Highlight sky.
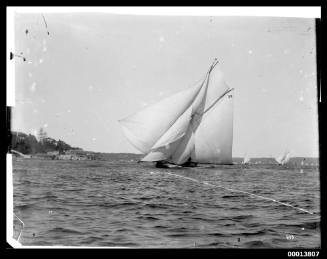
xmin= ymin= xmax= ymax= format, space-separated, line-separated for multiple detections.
xmin=10 ymin=12 xmax=319 ymax=157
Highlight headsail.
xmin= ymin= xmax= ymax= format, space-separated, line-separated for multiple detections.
xmin=118 ymin=78 xmax=205 ymax=153
xmin=119 ymin=59 xmax=234 ymax=165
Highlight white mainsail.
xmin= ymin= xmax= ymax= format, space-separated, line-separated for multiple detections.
xmin=119 ymin=59 xmax=234 ymax=165
xmin=193 ymin=88 xmax=233 ymax=164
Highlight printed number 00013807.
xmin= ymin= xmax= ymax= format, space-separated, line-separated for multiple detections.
xmin=288 ymin=251 xmax=320 ymax=257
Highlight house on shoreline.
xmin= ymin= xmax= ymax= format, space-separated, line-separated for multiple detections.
xmin=11 ymin=149 xmax=96 ymax=161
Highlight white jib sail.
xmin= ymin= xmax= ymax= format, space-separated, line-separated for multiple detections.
xmin=142 ymin=70 xmax=211 ymax=163
xmin=119 ymin=78 xmax=205 ymax=154
xmin=141 ymin=105 xmax=193 ymax=162
xmin=169 ymin=70 xmax=211 ymax=164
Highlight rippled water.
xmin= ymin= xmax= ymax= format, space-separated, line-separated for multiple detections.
xmin=12 ymin=156 xmax=320 ymax=248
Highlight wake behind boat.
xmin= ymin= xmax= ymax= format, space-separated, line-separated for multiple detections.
xmin=119 ymin=59 xmax=234 ymax=168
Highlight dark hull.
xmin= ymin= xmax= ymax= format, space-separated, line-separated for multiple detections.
xmin=154 ymin=161 xmax=234 ymax=169
xmin=155 ymin=161 xmax=170 ymax=168
xmin=181 ymin=161 xmax=198 ymax=167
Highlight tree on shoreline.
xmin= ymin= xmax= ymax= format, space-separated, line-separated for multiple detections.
xmin=11 ymin=130 xmax=81 ymax=154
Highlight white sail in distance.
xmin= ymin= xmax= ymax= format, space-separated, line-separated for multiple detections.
xmin=275 ymin=151 xmax=291 ymax=165
xmin=283 ymin=152 xmax=291 ymax=164
xmin=119 ymin=59 xmax=234 ymax=165
xmin=242 ymin=154 xmax=251 ymax=164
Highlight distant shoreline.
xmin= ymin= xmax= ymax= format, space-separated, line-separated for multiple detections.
xmin=11 ymin=151 xmax=319 ymax=167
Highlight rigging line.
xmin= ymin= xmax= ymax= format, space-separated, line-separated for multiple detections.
xmin=14 ymin=214 xmax=24 ymax=226
xmin=202 ymin=88 xmax=234 ymax=115
xmin=41 ymin=14 xmax=48 ymax=29
xmin=41 ymin=14 xmax=50 ymax=35
xmin=209 ymin=58 xmax=219 ymax=73
xmin=165 ymin=172 xmax=318 ymax=216
xmin=189 ymin=60 xmax=216 ymax=91
xmin=184 ymin=58 xmax=217 ymax=91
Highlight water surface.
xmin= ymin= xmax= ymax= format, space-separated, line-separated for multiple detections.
xmin=13 ymin=156 xmax=320 ymax=248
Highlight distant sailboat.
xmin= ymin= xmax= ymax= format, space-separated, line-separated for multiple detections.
xmin=119 ymin=59 xmax=234 ymax=167
xmin=242 ymin=153 xmax=251 ymax=165
xmin=283 ymin=152 xmax=291 ymax=164
xmin=275 ymin=151 xmax=291 ymax=165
